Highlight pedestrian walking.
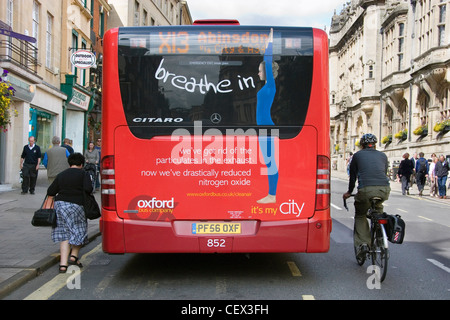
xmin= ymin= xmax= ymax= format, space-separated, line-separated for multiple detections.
xmin=410 ymin=153 xmax=417 ymax=187
xmin=47 ymin=153 xmax=93 ymax=273
xmin=429 ymin=155 xmax=438 ymax=197
xmin=435 ymin=155 xmax=450 ymax=199
xmin=42 ymin=136 xmax=70 ymax=183
xmin=95 ymin=138 xmax=101 ymax=189
xmin=397 ymin=152 xmax=414 ymax=195
xmin=84 ymin=141 xmax=99 ymax=166
xmin=61 ymin=138 xmax=74 ymax=154
xmin=415 ymin=152 xmax=429 ymax=196
xmin=84 ymin=141 xmax=99 ymax=190
xmin=19 ymin=136 xmax=41 ymax=195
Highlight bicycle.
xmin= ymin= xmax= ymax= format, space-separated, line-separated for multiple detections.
xmin=344 ymin=195 xmax=390 ymax=282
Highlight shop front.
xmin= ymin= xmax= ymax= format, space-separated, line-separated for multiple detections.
xmin=61 ymin=74 xmax=93 ymax=154
xmin=0 ymin=66 xmax=66 ymax=187
xmin=0 ymin=68 xmax=37 ymax=186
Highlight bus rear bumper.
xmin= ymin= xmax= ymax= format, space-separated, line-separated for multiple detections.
xmin=101 ymin=215 xmax=331 ymax=253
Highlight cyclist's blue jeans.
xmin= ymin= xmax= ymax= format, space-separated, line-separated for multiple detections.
xmin=353 ymin=185 xmax=390 ymax=249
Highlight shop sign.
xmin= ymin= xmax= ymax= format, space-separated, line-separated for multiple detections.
xmin=70 ymin=50 xmax=96 ymax=69
xmin=69 ymin=88 xmax=90 ymax=110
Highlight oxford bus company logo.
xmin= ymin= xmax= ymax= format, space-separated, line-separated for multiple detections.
xmin=137 ymin=197 xmax=175 ymax=209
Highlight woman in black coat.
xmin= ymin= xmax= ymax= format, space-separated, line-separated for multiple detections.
xmin=47 ymin=153 xmax=93 ymax=273
xmin=397 ymin=152 xmax=414 ymax=195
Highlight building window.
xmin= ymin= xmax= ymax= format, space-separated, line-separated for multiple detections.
xmin=398 ymin=54 xmax=404 ymax=71
xmin=439 ymin=2 xmax=446 ymax=23
xmin=438 ymin=25 xmax=446 ymax=46
xmin=418 ymin=0 xmax=434 ymax=54
xmin=71 ymin=32 xmax=78 ymax=76
xmin=397 ymin=23 xmax=405 ymax=71
xmin=143 ymin=9 xmax=148 ymax=26
xmin=46 ymin=13 xmax=53 ymax=69
xmin=163 ymin=0 xmax=167 ymax=17
xmin=7 ymin=0 xmax=13 ymax=27
xmin=32 ymin=1 xmax=39 ymax=60
xmin=438 ymin=3 xmax=446 ymax=46
xmin=368 ymin=65 xmax=374 ymax=79
xmin=29 ymin=108 xmax=54 ymax=155
xmin=134 ymin=1 xmax=140 ymax=26
xmin=99 ymin=10 xmax=105 ymax=37
xmin=419 ymin=91 xmax=430 ymax=127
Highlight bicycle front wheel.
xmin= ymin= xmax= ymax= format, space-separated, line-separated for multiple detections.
xmin=371 ymin=225 xmax=389 ymax=282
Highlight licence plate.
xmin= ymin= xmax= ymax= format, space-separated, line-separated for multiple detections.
xmin=192 ymin=223 xmax=241 ymax=234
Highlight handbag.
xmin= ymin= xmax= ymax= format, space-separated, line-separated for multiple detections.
xmin=83 ymin=191 xmax=101 ymax=220
xmin=31 ymin=195 xmax=56 ymax=227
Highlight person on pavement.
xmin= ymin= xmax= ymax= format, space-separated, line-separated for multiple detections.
xmin=42 ymin=136 xmax=70 ymax=183
xmin=20 ymin=136 xmax=41 ymax=195
xmin=47 ymin=153 xmax=93 ymax=273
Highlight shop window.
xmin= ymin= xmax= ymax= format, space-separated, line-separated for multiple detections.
xmin=29 ymin=108 xmax=54 ymax=154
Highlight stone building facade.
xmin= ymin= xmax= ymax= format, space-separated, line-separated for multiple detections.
xmin=330 ymin=0 xmax=449 ymax=176
xmin=0 ymin=0 xmax=193 ymax=189
xmin=107 ymin=0 xmax=192 ymax=27
xmin=0 ymin=0 xmax=112 ymax=188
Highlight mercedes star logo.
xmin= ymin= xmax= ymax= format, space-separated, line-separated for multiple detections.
xmin=210 ymin=113 xmax=222 ymax=124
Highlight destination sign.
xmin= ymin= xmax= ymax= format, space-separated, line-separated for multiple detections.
xmin=119 ymin=28 xmax=313 ymax=56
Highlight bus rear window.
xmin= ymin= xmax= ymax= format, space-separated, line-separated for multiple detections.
xmin=118 ymin=27 xmax=314 ymax=138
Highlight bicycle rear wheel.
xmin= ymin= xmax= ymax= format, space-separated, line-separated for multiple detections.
xmin=371 ymin=225 xmax=389 ymax=282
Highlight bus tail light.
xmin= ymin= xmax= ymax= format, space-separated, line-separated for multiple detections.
xmin=101 ymin=155 xmax=116 ymax=211
xmin=315 ymin=155 xmax=330 ymax=210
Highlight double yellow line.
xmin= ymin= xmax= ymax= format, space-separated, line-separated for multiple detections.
xmin=24 ymin=243 xmax=102 ymax=300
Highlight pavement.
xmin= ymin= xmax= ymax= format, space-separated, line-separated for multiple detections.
xmin=0 ymin=168 xmax=447 ymax=299
xmin=0 ymin=169 xmax=101 ymax=299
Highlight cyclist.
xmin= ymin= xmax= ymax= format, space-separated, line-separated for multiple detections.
xmin=343 ymin=133 xmax=390 ymax=259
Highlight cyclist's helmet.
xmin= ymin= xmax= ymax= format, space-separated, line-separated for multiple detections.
xmin=360 ymin=133 xmax=377 ymax=148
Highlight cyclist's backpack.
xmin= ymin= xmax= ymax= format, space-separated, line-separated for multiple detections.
xmin=386 ymin=214 xmax=405 ymax=244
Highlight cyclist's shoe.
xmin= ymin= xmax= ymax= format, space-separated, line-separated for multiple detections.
xmin=356 ymin=244 xmax=369 ymax=259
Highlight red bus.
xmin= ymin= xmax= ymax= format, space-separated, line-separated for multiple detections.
xmin=100 ymin=22 xmax=330 ymax=254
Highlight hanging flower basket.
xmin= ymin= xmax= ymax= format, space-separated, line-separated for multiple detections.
xmin=0 ymin=69 xmax=17 ymax=132
xmin=413 ymin=125 xmax=428 ymax=136
xmin=394 ymin=129 xmax=407 ymax=141
xmin=433 ymin=120 xmax=450 ymax=133
xmin=381 ymin=134 xmax=392 ymax=145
